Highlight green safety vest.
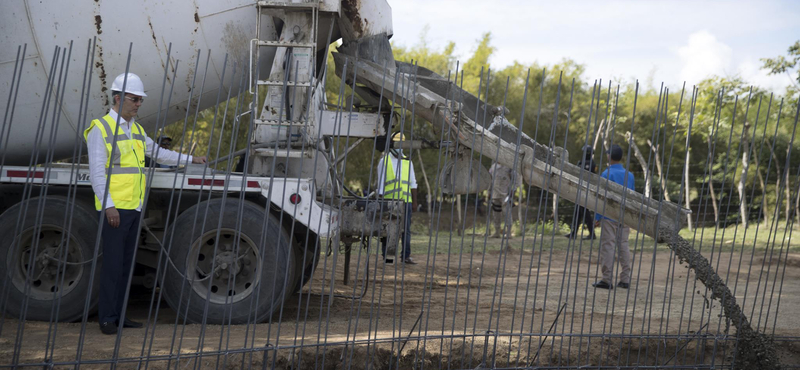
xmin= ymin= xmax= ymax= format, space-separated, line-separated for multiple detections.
xmin=83 ymin=114 xmax=147 ymax=211
xmin=383 ymin=155 xmax=412 ymax=203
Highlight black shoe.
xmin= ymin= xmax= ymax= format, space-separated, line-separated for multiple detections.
xmin=582 ymin=234 xmax=596 ymax=240
xmin=403 ymin=258 xmax=417 ymax=265
xmin=121 ymin=318 xmax=143 ymax=328
xmin=564 ymin=233 xmax=576 ymax=240
xmin=99 ymin=321 xmax=117 ymax=335
xmin=384 ymin=258 xmax=395 ymax=264
xmin=592 ymin=281 xmax=612 ymax=290
xmin=616 ymin=282 xmax=630 ymax=289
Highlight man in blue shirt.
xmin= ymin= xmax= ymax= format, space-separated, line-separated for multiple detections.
xmin=593 ymin=144 xmax=635 ymax=290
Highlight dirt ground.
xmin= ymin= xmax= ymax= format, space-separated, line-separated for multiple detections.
xmin=2 ymin=233 xmax=799 ymax=369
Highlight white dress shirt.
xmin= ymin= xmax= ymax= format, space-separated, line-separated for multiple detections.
xmin=376 ymin=151 xmax=417 ymax=195
xmin=87 ymin=109 xmax=193 ymax=211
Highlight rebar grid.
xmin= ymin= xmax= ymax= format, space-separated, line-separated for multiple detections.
xmin=0 ymin=39 xmax=797 ymax=370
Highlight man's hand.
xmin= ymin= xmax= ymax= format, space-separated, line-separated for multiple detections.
xmin=106 ymin=207 xmax=120 ymax=228
xmin=192 ymin=156 xmax=207 ymax=164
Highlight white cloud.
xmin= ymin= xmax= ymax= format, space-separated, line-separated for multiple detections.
xmin=737 ymin=58 xmax=793 ymax=94
xmin=677 ymin=30 xmax=733 ymax=84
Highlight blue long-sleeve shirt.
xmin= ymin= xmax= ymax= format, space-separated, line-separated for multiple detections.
xmin=595 ymin=163 xmax=635 ymax=222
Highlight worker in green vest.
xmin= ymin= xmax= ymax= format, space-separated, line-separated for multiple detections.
xmin=84 ymin=73 xmax=207 ymax=335
xmin=377 ymin=132 xmax=418 ymax=264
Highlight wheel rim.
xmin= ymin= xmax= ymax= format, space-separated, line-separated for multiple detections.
xmin=187 ymin=228 xmax=261 ymax=304
xmin=9 ymin=226 xmax=85 ymax=300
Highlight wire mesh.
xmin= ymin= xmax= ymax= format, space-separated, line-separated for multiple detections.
xmin=0 ymin=30 xmax=798 ymax=370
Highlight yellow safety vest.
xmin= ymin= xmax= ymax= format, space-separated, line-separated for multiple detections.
xmin=83 ymin=114 xmax=147 ymax=211
xmin=383 ymin=155 xmax=412 ymax=203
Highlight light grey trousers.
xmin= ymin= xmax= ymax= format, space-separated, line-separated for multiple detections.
xmin=599 ymin=219 xmax=632 ymax=284
xmin=491 ymin=198 xmax=511 ymax=237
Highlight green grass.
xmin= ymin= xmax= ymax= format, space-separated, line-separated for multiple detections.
xmin=327 ymin=215 xmax=800 ymax=257
xmin=401 ymin=219 xmax=800 ymax=256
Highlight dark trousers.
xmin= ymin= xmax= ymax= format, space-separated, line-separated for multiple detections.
xmin=569 ymin=205 xmax=595 ymax=236
xmin=382 ymin=202 xmax=412 ymax=260
xmin=97 ymin=209 xmax=140 ymax=324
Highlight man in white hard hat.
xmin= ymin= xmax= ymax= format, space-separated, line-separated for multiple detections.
xmin=84 ymin=73 xmax=207 ymax=335
xmin=376 ymin=132 xmax=418 ymax=264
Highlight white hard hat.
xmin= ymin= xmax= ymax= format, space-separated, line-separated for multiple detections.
xmin=111 ymin=73 xmax=147 ymax=97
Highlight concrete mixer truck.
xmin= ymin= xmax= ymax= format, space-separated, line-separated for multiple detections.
xmin=0 ymin=0 xmax=688 ymax=325
xmin=0 ymin=0 xmax=402 ymax=325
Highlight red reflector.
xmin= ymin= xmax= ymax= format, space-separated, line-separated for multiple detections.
xmin=188 ymin=179 xmax=225 ymax=187
xmin=289 ymin=193 xmax=301 ymax=205
xmin=247 ymin=181 xmax=260 ymax=188
xmin=8 ymin=170 xmax=45 ymax=178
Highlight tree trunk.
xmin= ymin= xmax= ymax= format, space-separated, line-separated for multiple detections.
xmin=752 ymin=150 xmax=770 ymax=224
xmin=685 ymin=146 xmax=693 ymax=231
xmin=625 ymin=132 xmax=651 ymax=198
xmin=552 ymin=194 xmax=559 ymax=225
xmin=793 ymin=169 xmax=798 ymax=226
xmin=593 ymin=119 xmax=606 ymax=152
xmin=707 ymin=136 xmax=720 ymax=224
xmin=737 ymin=122 xmax=750 ymax=229
xmin=647 ymin=139 xmax=671 ymax=203
xmin=517 ymin=185 xmax=524 ymax=233
xmin=456 ymin=194 xmax=463 ymax=236
xmin=709 ymin=177 xmax=720 ymax=225
xmin=789 ymin=146 xmax=796 ymax=226
xmin=766 ymin=141 xmax=783 ymax=222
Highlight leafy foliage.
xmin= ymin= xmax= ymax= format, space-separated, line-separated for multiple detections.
xmin=159 ymin=35 xmax=800 ymax=224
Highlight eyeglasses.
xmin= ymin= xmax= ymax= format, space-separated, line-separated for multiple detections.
xmin=123 ymin=96 xmax=145 ymax=104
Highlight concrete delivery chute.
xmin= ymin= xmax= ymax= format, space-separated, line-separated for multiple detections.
xmin=332 ymin=50 xmax=688 ymax=240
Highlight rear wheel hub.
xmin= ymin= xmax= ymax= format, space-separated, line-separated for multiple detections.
xmin=13 ymin=227 xmax=84 ymax=300
xmin=189 ymin=229 xmax=260 ymax=304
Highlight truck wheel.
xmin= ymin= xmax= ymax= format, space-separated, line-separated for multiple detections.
xmin=293 ymin=233 xmax=320 ymax=293
xmin=0 ymin=196 xmax=100 ymax=322
xmin=162 ymin=198 xmax=295 ymax=324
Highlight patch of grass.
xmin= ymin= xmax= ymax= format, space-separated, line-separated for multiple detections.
xmin=330 ymin=216 xmax=799 ymax=258
xmin=405 ymin=221 xmax=799 ymax=257
xmin=677 ymin=221 xmax=800 ymax=253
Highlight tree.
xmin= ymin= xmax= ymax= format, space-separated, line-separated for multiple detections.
xmin=392 ymin=26 xmax=456 ymax=76
xmin=761 ymin=40 xmax=800 ymax=98
xmin=461 ymin=33 xmax=495 ymax=94
xmin=762 ymin=41 xmax=800 ymax=225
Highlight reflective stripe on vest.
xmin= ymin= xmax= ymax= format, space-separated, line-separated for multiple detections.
xmin=83 ymin=114 xmax=147 ymax=211
xmin=383 ymin=155 xmax=412 ymax=203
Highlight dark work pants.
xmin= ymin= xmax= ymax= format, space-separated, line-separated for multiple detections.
xmin=382 ymin=202 xmax=412 ymax=260
xmin=569 ymin=205 xmax=595 ymax=236
xmin=97 ymin=209 xmax=140 ymax=324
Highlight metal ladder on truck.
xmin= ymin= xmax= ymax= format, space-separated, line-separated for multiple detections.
xmin=251 ymin=0 xmax=321 ymax=165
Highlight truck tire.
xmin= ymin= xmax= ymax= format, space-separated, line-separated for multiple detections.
xmin=162 ymin=198 xmax=295 ymax=324
xmin=293 ymin=233 xmax=320 ymax=293
xmin=0 ymin=195 xmax=100 ymax=322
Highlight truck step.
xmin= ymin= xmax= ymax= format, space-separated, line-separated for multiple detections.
xmin=257 ymin=40 xmax=316 ymax=49
xmin=257 ymin=80 xmax=312 ymax=88
xmin=257 ymin=1 xmax=319 ymax=11
xmin=254 ymin=148 xmax=313 ymax=158
xmin=254 ymin=119 xmax=309 ymax=127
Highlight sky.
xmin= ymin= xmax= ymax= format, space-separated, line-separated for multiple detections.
xmin=389 ymin=0 xmax=800 ymax=92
